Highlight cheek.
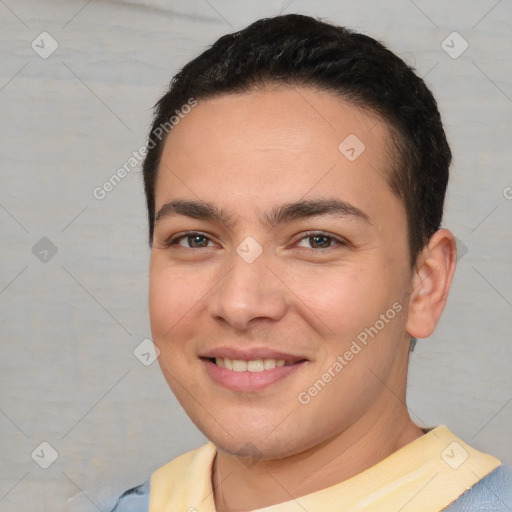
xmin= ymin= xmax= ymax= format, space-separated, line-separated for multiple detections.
xmin=284 ymin=260 xmax=394 ymax=338
xmin=148 ymin=258 xmax=209 ymax=345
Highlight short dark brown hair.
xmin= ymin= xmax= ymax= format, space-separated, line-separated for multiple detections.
xmin=142 ymin=14 xmax=451 ymax=265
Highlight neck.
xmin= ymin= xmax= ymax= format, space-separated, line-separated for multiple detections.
xmin=212 ymin=400 xmax=424 ymax=512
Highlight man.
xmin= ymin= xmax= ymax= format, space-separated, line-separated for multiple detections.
xmin=112 ymin=14 xmax=511 ymax=512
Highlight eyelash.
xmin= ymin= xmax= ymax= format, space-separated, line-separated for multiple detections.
xmin=164 ymin=231 xmax=349 ymax=251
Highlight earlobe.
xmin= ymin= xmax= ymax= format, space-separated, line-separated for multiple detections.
xmin=406 ymin=229 xmax=457 ymax=339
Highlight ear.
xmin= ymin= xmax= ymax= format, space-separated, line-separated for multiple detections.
xmin=406 ymin=229 xmax=457 ymax=339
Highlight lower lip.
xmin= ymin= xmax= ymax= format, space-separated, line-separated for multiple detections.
xmin=202 ymin=359 xmax=306 ymax=392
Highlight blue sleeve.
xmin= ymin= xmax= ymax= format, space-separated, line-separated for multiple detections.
xmin=109 ymin=478 xmax=150 ymax=512
xmin=443 ymin=465 xmax=512 ymax=511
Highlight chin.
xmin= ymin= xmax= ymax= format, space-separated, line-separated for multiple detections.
xmin=193 ymin=415 xmax=321 ymax=461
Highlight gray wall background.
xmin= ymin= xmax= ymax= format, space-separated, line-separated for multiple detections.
xmin=0 ymin=0 xmax=510 ymax=510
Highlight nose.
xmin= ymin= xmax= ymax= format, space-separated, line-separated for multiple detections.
xmin=206 ymin=245 xmax=288 ymax=332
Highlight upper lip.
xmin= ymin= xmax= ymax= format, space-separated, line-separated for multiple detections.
xmin=200 ymin=347 xmax=307 ymax=363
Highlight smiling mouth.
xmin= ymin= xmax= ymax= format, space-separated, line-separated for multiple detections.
xmin=204 ymin=357 xmax=305 ymax=372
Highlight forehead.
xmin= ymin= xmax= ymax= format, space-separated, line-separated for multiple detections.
xmin=154 ymin=85 xmax=400 ymax=222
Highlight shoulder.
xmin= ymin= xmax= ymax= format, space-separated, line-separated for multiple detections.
xmin=109 ymin=442 xmax=216 ymax=512
xmin=443 ymin=464 xmax=512 ymax=511
xmin=151 ymin=441 xmax=215 ymax=482
xmin=109 ymin=479 xmax=150 ymax=512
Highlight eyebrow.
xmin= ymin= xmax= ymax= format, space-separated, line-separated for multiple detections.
xmin=155 ymin=198 xmax=371 ymax=228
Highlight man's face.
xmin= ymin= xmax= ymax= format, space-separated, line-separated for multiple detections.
xmin=149 ymin=85 xmax=415 ymax=459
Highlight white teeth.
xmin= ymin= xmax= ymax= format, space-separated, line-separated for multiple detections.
xmin=232 ymin=360 xmax=247 ymax=372
xmin=213 ymin=357 xmax=291 ymax=371
xmin=263 ymin=358 xmax=276 ymax=370
xmin=247 ymin=359 xmax=264 ymax=372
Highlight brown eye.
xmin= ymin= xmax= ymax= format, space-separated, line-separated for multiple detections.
xmin=186 ymin=235 xmax=209 ymax=248
xmin=296 ymin=232 xmax=347 ymax=250
xmin=309 ymin=235 xmax=332 ymax=249
xmin=167 ymin=232 xmax=214 ymax=249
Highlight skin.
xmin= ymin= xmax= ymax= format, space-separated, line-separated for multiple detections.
xmin=149 ymin=84 xmax=457 ymax=511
